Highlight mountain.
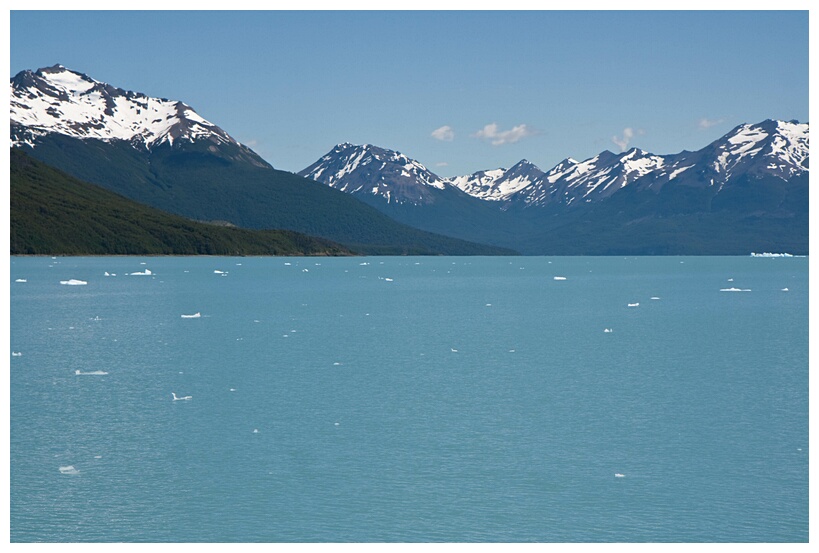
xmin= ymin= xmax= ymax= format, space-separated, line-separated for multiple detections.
xmin=10 ymin=149 xmax=352 ymax=256
xmin=300 ymin=120 xmax=808 ymax=254
xmin=299 ymin=143 xmax=530 ymax=249
xmin=10 ymin=65 xmax=514 ymax=256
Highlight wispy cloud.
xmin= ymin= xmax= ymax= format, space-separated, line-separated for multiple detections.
xmin=698 ymin=117 xmax=725 ymax=130
xmin=611 ymin=128 xmax=634 ymax=151
xmin=611 ymin=127 xmax=644 ymax=152
xmin=473 ymin=123 xmax=537 ymax=146
xmin=435 ymin=161 xmax=449 ymax=167
xmin=431 ymin=125 xmax=455 ymax=141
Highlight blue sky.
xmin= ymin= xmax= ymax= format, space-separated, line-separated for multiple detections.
xmin=9 ymin=10 xmax=809 ymax=176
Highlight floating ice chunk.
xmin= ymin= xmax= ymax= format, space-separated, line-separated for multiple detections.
xmin=334 ymin=422 xmax=340 ymax=426
xmin=15 ymin=278 xmax=26 ymax=283
xmin=214 ymin=270 xmax=226 ymax=274
xmin=727 ymin=278 xmax=734 ymax=282
xmin=627 ymin=303 xmax=639 ymax=307
xmin=181 ymin=312 xmax=201 ymax=318
xmin=384 ymin=277 xmax=393 ymax=282
xmin=252 ymin=429 xmax=259 ymax=433
xmin=360 ymin=262 xmax=369 ymax=266
xmin=604 ymin=328 xmax=613 ymax=333
xmin=302 ymin=269 xmax=309 ymax=272
xmin=104 ymin=272 xmax=110 ymax=276
xmin=284 ymin=263 xmax=291 ymax=266
xmin=75 ymin=370 xmax=108 ymax=376
xmin=451 ymin=348 xmax=459 ymax=353
xmin=229 ymin=388 xmax=236 ymax=392
xmin=485 ymin=303 xmax=492 ymax=306
xmin=782 ymin=288 xmax=789 ymax=292
xmin=129 ymin=269 xmax=152 ymax=276
xmin=650 ymin=297 xmax=661 ymax=300
xmin=615 ymin=473 xmax=625 ymax=478
xmin=94 ymin=455 xmax=102 ymax=459
xmin=508 ymin=349 xmax=516 ymax=353
xmin=171 ymin=392 xmax=192 ymax=401
xmin=553 ymin=276 xmax=567 ymax=280
xmin=12 ymin=352 xmax=22 ymax=357
xmin=60 ymin=279 xmax=87 ymax=285
xmin=59 ymin=465 xmax=79 ymax=475
xmin=333 ymin=362 xmax=342 ymax=366
xmin=720 ymin=288 xmax=751 ymax=292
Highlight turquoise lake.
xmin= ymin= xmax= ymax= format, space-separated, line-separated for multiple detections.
xmin=9 ymin=256 xmax=809 ymax=542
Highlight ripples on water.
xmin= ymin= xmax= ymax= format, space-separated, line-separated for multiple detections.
xmin=9 ymin=256 xmax=808 ymax=542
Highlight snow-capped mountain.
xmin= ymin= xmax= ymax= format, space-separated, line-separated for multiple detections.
xmin=516 ymin=148 xmax=669 ymax=207
xmin=446 ymin=159 xmax=545 ymax=202
xmin=298 ymin=143 xmax=448 ymax=205
xmin=303 ymin=120 xmax=807 ymax=213
xmin=630 ymin=119 xmax=810 ymax=193
xmin=444 ymin=119 xmax=809 ymax=209
xmin=10 ymin=64 xmax=268 ymax=167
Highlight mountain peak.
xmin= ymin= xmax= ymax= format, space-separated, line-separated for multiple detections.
xmin=10 ymin=64 xmax=244 ymax=152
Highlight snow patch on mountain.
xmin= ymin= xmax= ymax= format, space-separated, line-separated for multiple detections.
xmin=10 ymin=64 xmax=243 ymax=151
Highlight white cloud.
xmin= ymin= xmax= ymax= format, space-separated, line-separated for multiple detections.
xmin=435 ymin=161 xmax=449 ymax=167
xmin=611 ymin=127 xmax=645 ymax=151
xmin=473 ymin=123 xmax=536 ymax=146
xmin=431 ymin=125 xmax=455 ymax=141
xmin=698 ymin=117 xmax=725 ymax=130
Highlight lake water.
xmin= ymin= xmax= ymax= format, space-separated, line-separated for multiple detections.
xmin=9 ymin=256 xmax=808 ymax=542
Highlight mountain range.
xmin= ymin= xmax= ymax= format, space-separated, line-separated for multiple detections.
xmin=300 ymin=120 xmax=808 ymax=254
xmin=10 ymin=64 xmax=809 ymax=255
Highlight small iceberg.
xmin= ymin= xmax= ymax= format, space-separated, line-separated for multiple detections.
xmin=553 ymin=276 xmax=567 ymax=281
xmin=781 ymin=288 xmax=789 ymax=292
xmin=751 ymin=252 xmax=793 ymax=258
xmin=60 ymin=279 xmax=87 ymax=286
xmin=129 ymin=269 xmax=152 ymax=276
xmin=384 ymin=277 xmax=394 ymax=282
xmin=181 ymin=312 xmax=201 ymax=319
xmin=214 ymin=270 xmax=226 ymax=274
xmin=604 ymin=328 xmax=613 ymax=333
xmin=614 ymin=473 xmax=625 ymax=478
xmin=12 ymin=352 xmax=23 ymax=357
xmin=720 ymin=288 xmax=751 ymax=292
xmin=627 ymin=303 xmax=639 ymax=307
xmin=15 ymin=278 xmax=26 ymax=283
xmin=171 ymin=392 xmax=192 ymax=401
xmin=650 ymin=297 xmax=661 ymax=300
xmin=59 ymin=465 xmax=79 ymax=475
xmin=75 ymin=370 xmax=108 ymax=376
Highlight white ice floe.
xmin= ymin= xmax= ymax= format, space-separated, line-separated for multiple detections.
xmin=604 ymin=328 xmax=613 ymax=333
xmin=553 ymin=276 xmax=567 ymax=280
xmin=180 ymin=312 xmax=201 ymax=318
xmin=782 ymin=288 xmax=789 ymax=292
xmin=12 ymin=352 xmax=23 ymax=357
xmin=720 ymin=288 xmax=751 ymax=292
xmin=59 ymin=465 xmax=79 ymax=475
xmin=384 ymin=277 xmax=394 ymax=282
xmin=129 ymin=269 xmax=152 ymax=276
xmin=615 ymin=473 xmax=625 ymax=478
xmin=650 ymin=297 xmax=661 ymax=300
xmin=627 ymin=303 xmax=639 ymax=307
xmin=60 ymin=279 xmax=87 ymax=285
xmin=15 ymin=279 xmax=26 ymax=283
xmin=214 ymin=270 xmax=226 ymax=274
xmin=75 ymin=370 xmax=108 ymax=376
xmin=451 ymin=348 xmax=459 ymax=353
xmin=171 ymin=392 xmax=192 ymax=401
